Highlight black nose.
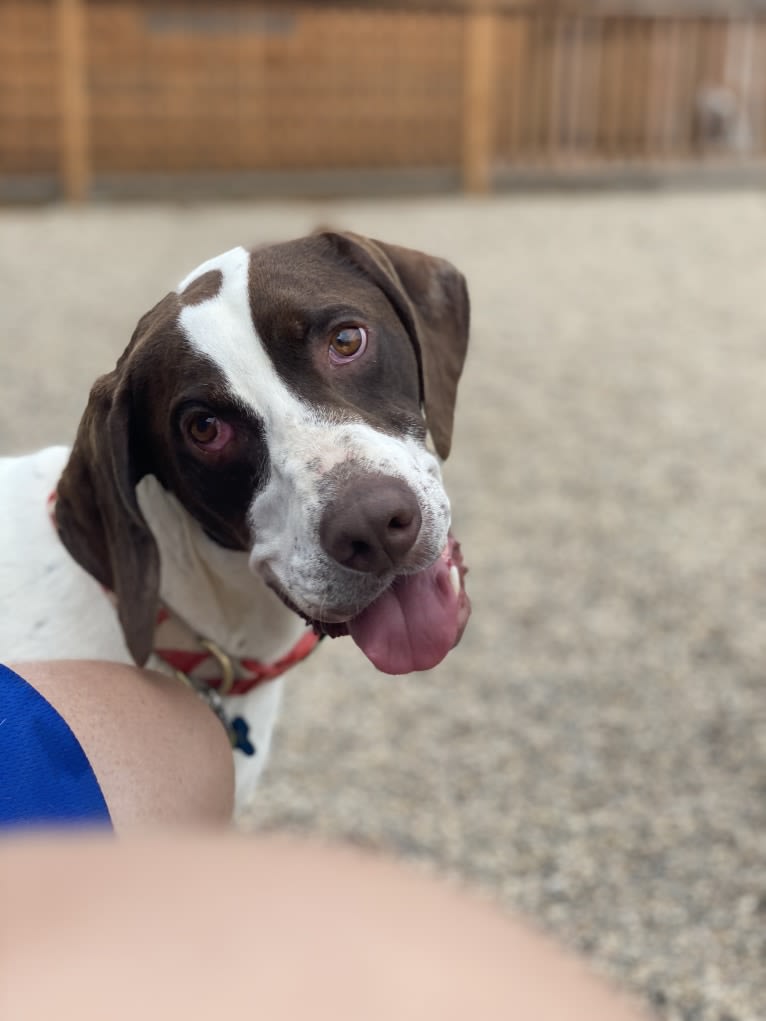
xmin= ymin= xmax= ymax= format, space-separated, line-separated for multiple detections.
xmin=319 ymin=475 xmax=422 ymax=575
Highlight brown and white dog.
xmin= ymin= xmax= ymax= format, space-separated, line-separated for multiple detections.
xmin=0 ymin=231 xmax=471 ymax=807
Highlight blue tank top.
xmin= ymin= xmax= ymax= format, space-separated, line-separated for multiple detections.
xmin=0 ymin=663 xmax=111 ymax=827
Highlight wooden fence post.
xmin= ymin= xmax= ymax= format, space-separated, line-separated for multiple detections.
xmin=462 ymin=8 xmax=496 ymax=193
xmin=57 ymin=0 xmax=90 ymax=201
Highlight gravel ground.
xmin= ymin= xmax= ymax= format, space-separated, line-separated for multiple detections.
xmin=2 ymin=192 xmax=766 ymax=1020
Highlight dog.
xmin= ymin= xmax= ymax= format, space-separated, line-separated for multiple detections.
xmin=0 ymin=230 xmax=471 ymax=808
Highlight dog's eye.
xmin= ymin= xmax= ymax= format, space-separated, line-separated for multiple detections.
xmin=329 ymin=326 xmax=367 ymax=363
xmin=185 ymin=413 xmax=233 ymax=452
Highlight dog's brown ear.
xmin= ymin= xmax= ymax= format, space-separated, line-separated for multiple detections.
xmin=56 ymin=365 xmax=160 ymax=666
xmin=321 ymin=230 xmax=470 ymax=460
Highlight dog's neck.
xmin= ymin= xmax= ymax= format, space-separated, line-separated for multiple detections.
xmin=136 ymin=475 xmax=307 ymax=663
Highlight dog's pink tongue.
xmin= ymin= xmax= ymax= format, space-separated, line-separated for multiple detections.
xmin=348 ymin=538 xmax=470 ymax=675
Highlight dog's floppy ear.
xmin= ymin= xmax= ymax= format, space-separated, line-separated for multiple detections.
xmin=321 ymin=230 xmax=470 ymax=460
xmin=56 ymin=329 xmax=160 ymax=666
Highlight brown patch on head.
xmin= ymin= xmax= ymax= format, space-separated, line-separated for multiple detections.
xmin=179 ymin=269 xmax=223 ymax=307
xmin=316 ymin=231 xmax=470 ymax=460
xmin=246 ymin=235 xmax=425 ymax=443
xmin=56 ymin=278 xmax=269 ymax=666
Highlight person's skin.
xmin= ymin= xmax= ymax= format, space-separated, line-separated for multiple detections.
xmin=2 ymin=662 xmax=654 ymax=1019
xmin=9 ymin=660 xmax=235 ymax=828
xmin=1 ymin=832 xmax=653 ymax=1021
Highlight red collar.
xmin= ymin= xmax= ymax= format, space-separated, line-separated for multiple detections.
xmin=152 ymin=610 xmax=320 ymax=695
xmin=48 ymin=490 xmax=320 ymax=696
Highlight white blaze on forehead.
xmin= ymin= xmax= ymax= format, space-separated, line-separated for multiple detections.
xmin=177 ymin=245 xmax=299 ymax=426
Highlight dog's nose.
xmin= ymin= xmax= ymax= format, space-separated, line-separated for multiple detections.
xmin=319 ymin=475 xmax=422 ymax=575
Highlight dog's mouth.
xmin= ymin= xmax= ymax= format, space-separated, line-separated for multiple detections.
xmin=267 ymin=533 xmax=471 ymax=675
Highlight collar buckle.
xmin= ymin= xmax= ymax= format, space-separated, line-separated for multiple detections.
xmin=198 ymin=638 xmax=236 ymax=695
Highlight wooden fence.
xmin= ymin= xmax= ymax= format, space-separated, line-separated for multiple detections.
xmin=1 ymin=0 xmax=765 ymax=201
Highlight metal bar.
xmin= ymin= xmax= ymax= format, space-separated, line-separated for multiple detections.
xmin=462 ymin=9 xmax=496 ymax=191
xmin=56 ymin=0 xmax=90 ymax=201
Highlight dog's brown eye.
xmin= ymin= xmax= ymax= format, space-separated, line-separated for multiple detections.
xmin=329 ymin=326 xmax=367 ymax=363
xmin=189 ymin=415 xmax=218 ymax=443
xmin=185 ymin=413 xmax=233 ymax=452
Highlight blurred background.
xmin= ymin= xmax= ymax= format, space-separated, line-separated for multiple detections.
xmin=1 ymin=0 xmax=765 ymax=201
xmin=2 ymin=4 xmax=766 ymax=1021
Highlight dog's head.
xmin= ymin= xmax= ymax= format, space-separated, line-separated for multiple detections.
xmin=56 ymin=232 xmax=471 ymax=674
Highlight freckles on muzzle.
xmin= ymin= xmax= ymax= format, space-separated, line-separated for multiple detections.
xmin=250 ymin=432 xmax=469 ymax=675
xmin=257 ymin=482 xmax=470 ymax=677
